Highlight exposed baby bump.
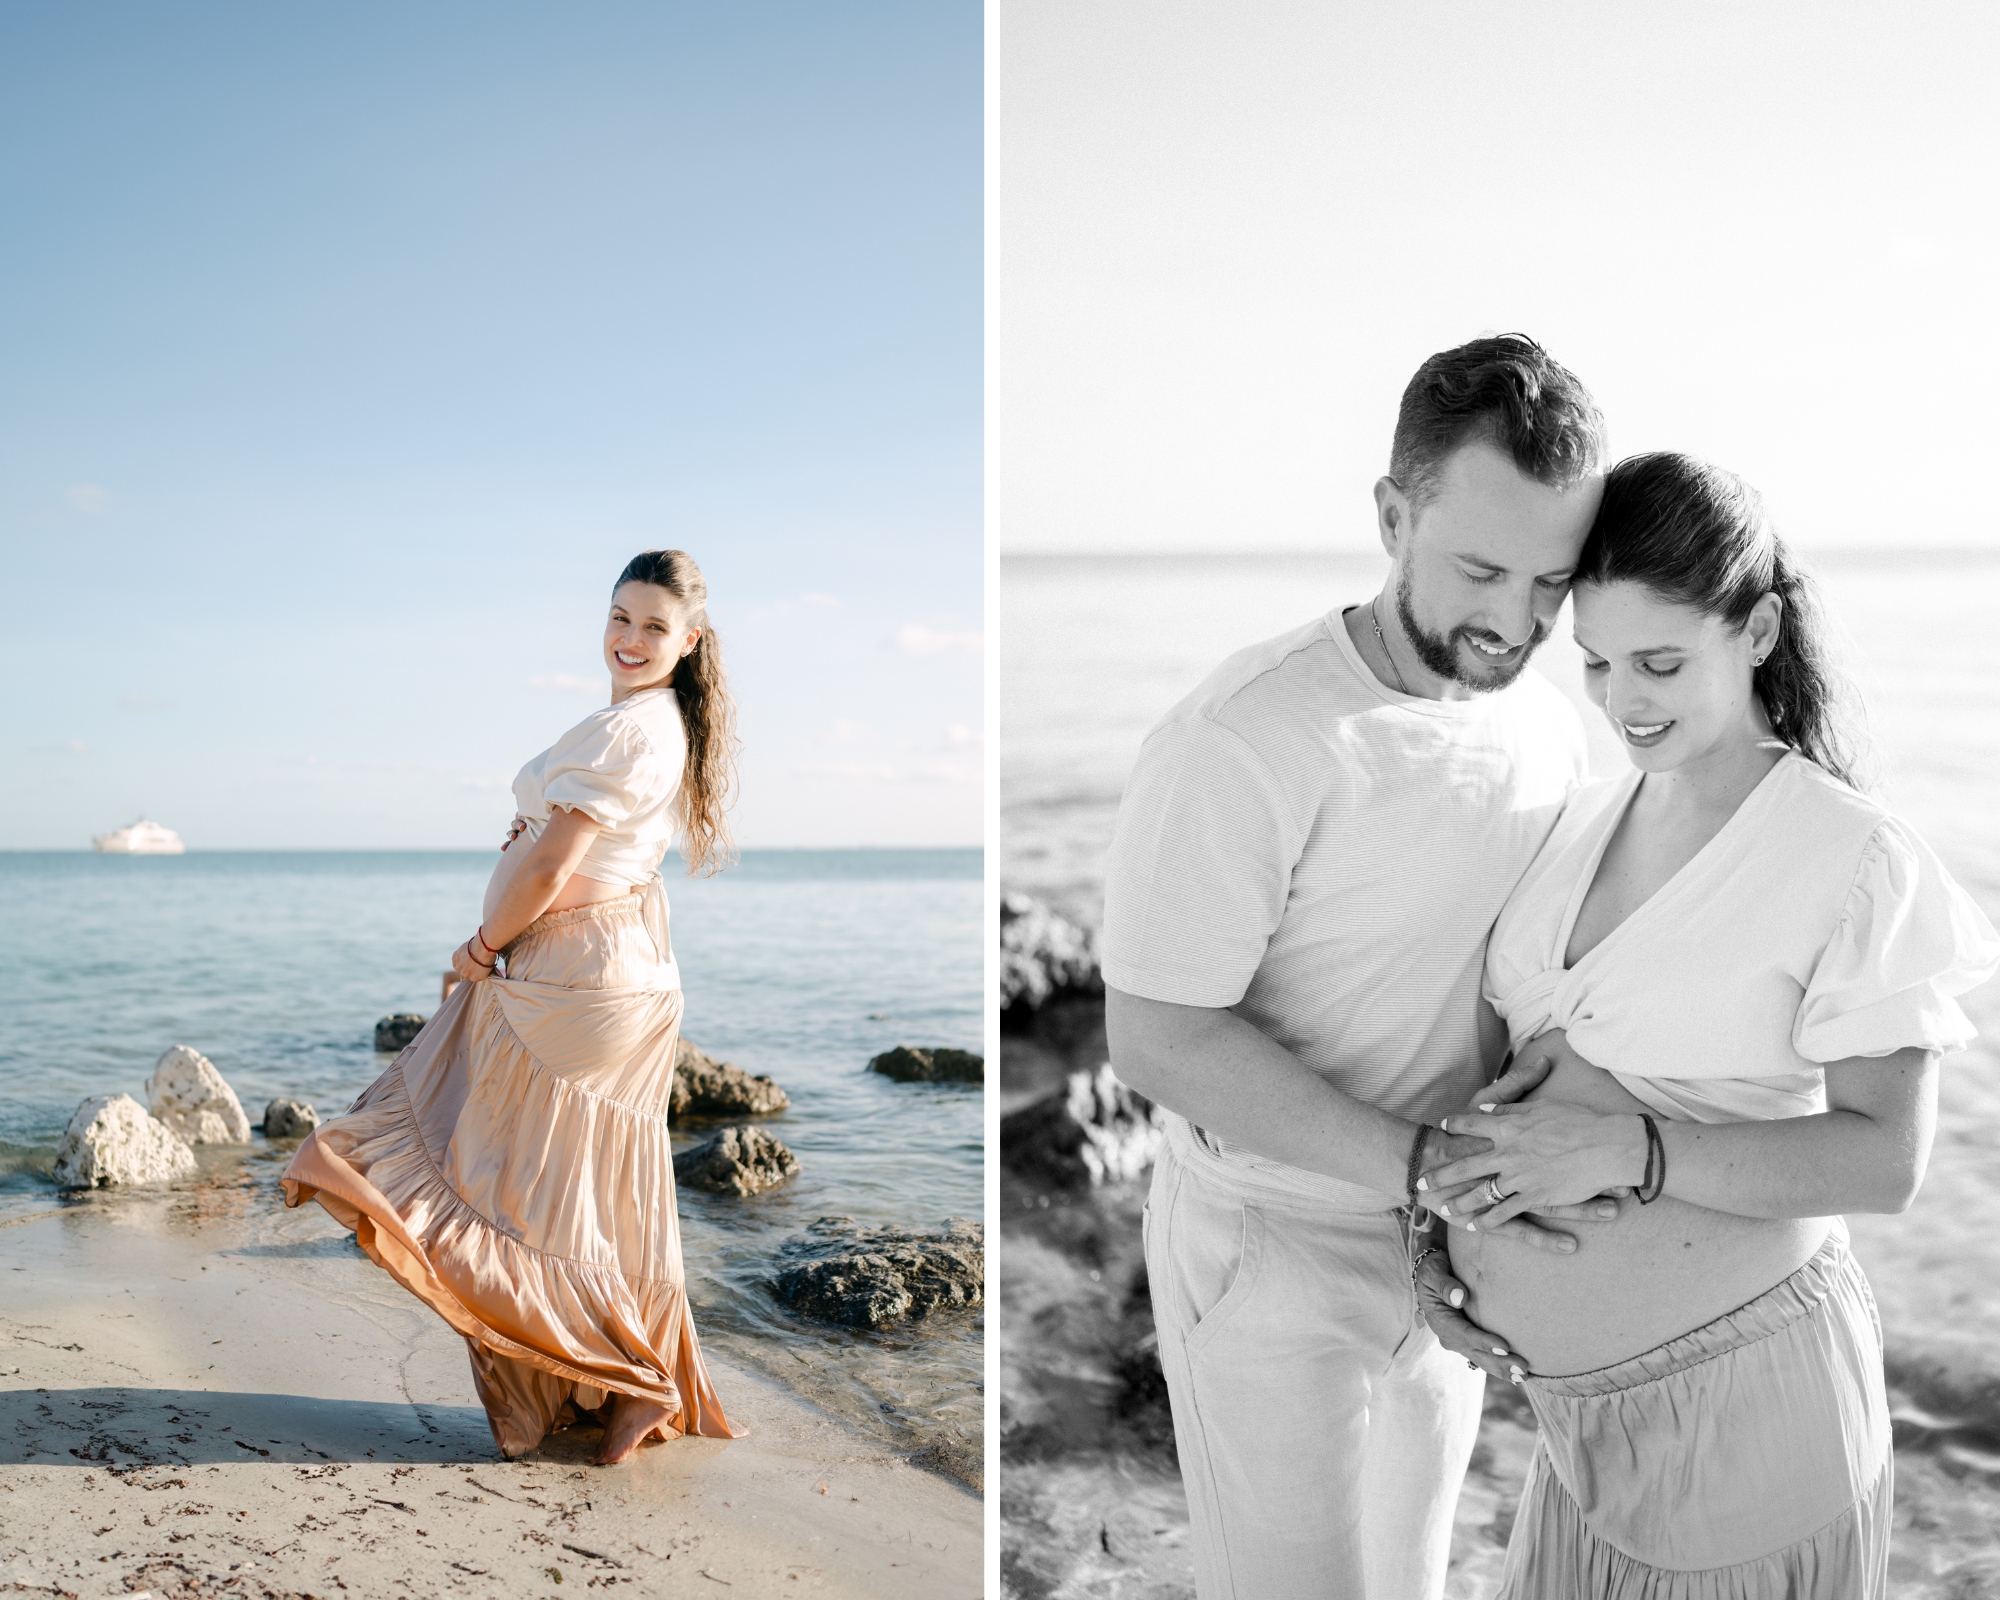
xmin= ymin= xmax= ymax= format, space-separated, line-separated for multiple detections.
xmin=1449 ymin=1033 xmax=1827 ymax=1376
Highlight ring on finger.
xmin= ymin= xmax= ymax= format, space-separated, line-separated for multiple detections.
xmin=1482 ymin=1176 xmax=1508 ymax=1207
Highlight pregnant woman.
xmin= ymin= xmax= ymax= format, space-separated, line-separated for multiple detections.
xmin=1416 ymin=456 xmax=1998 ymax=1594
xmin=283 ymin=548 xmax=740 ymax=1465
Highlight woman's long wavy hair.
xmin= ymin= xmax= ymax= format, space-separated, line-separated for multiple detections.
xmin=616 ymin=549 xmax=738 ymax=875
xmin=1576 ymin=453 xmax=1866 ymax=788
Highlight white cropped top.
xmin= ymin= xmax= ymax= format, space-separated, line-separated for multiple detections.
xmin=1484 ymin=752 xmax=2000 ymax=1124
xmin=511 ymin=686 xmax=688 ymax=887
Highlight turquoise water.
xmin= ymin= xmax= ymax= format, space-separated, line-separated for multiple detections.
xmin=0 ymin=847 xmax=982 ymax=1448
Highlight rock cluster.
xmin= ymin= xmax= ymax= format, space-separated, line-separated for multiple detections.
xmin=375 ymin=1014 xmax=427 ymax=1053
xmin=868 ymin=1045 xmax=985 ymax=1085
xmin=262 ymin=1098 xmax=320 ymax=1138
xmin=146 ymin=1046 xmax=251 ymax=1144
xmin=772 ymin=1216 xmax=983 ymax=1329
xmin=673 ymin=1126 xmax=801 ymax=1195
xmin=1000 ymin=893 xmax=1102 ymax=1015
xmin=1001 ymin=1063 xmax=1165 ymax=1189
xmin=670 ymin=1039 xmax=790 ymax=1121
xmin=53 ymin=1095 xmax=196 ymax=1189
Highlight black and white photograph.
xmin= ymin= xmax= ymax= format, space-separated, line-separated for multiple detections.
xmin=998 ymin=4 xmax=2000 ymax=1597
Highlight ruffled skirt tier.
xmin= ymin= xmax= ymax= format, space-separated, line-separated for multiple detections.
xmin=282 ymin=892 xmax=734 ymax=1455
xmin=1501 ymin=1226 xmax=1890 ymax=1598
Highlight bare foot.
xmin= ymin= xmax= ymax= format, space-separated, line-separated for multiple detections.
xmin=593 ymin=1393 xmax=677 ymax=1465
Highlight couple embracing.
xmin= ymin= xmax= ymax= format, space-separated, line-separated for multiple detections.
xmin=1104 ymin=335 xmax=2000 ymax=1598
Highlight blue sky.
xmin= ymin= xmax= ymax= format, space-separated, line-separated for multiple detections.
xmin=1 ymin=3 xmax=980 ymax=849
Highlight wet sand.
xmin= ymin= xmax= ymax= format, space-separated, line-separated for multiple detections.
xmin=0 ymin=1168 xmax=980 ymax=1600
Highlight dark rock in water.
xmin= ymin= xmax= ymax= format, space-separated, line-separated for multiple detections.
xmin=908 ymin=1436 xmax=984 ymax=1493
xmin=1000 ymin=894 xmax=1101 ymax=1017
xmin=1001 ymin=1063 xmax=1166 ymax=1189
xmin=869 ymin=1045 xmax=985 ymax=1085
xmin=772 ymin=1216 xmax=983 ymax=1329
xmin=670 ymin=1039 xmax=790 ymax=1122
xmin=374 ymin=1014 xmax=427 ymax=1053
xmin=262 ymin=1098 xmax=320 ymax=1139
xmin=673 ymin=1125 xmax=801 ymax=1195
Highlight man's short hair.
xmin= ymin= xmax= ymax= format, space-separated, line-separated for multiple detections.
xmin=1389 ymin=334 xmax=1607 ymax=510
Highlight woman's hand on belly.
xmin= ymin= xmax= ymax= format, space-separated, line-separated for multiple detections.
xmin=1421 ymin=1031 xmax=1653 ymax=1232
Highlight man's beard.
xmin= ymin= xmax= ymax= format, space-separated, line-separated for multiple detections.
xmin=1394 ymin=565 xmax=1549 ymax=692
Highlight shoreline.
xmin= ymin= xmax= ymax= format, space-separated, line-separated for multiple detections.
xmin=1 ymin=1184 xmax=981 ymax=1599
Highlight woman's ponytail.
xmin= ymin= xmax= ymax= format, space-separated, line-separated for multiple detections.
xmin=1754 ymin=549 xmax=1864 ymax=790
xmin=670 ymin=621 xmax=738 ymax=876
xmin=614 ymin=548 xmax=740 ymax=876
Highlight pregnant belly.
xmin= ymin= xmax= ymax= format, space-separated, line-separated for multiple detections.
xmin=1448 ymin=1035 xmax=1829 ymax=1377
xmin=481 ymin=829 xmax=629 ymax=926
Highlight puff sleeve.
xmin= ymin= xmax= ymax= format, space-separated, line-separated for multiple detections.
xmin=1793 ymin=820 xmax=2000 ymax=1063
xmin=538 ymin=717 xmax=657 ymax=830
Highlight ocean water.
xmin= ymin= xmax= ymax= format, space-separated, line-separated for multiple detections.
xmin=0 ymin=847 xmax=982 ymax=1451
xmin=1001 ymin=550 xmax=2000 ymax=1591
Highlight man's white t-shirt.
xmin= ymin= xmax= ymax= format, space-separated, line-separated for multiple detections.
xmin=1102 ymin=606 xmax=1587 ymax=1204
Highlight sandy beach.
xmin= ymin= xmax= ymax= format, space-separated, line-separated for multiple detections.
xmin=0 ymin=1152 xmax=981 ymax=1600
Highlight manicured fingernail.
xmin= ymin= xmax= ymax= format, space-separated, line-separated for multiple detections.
xmin=1450 ymin=1288 xmax=1465 ymax=1308
xmin=1509 ymin=1367 xmax=1524 ymax=1385
xmin=1598 ymin=1203 xmax=1616 ymax=1218
xmin=1465 ymin=1221 xmax=1476 ymax=1232
xmin=1478 ymin=1103 xmax=1496 ymax=1113
xmin=1438 ymin=1203 xmax=1451 ymax=1216
xmin=1416 ymin=1176 xmax=1429 ymax=1191
xmin=1491 ymin=1347 xmax=1507 ymax=1356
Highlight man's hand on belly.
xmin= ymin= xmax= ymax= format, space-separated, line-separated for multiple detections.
xmin=1421 ymin=1095 xmax=1647 ymax=1235
xmin=1414 ymin=1057 xmax=1624 ymax=1253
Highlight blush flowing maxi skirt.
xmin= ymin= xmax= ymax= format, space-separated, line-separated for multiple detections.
xmin=281 ymin=886 xmax=736 ymax=1456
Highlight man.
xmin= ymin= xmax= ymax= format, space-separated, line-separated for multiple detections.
xmin=1103 ymin=334 xmax=1609 ymax=1599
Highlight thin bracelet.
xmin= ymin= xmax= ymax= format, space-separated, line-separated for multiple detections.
xmin=1410 ymin=1244 xmax=1442 ymax=1287
xmin=475 ymin=925 xmax=502 ymax=957
xmin=1636 ymin=1113 xmax=1666 ymax=1205
xmin=465 ymin=937 xmax=496 ymax=971
xmin=1405 ymin=1123 xmax=1435 ymax=1205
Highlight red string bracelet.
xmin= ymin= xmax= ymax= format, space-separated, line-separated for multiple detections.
xmin=464 ymin=937 xmax=496 ymax=971
xmin=475 ymin=926 xmax=502 ymax=957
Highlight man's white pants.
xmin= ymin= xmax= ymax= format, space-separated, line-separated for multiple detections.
xmin=1145 ymin=1134 xmax=1485 ymax=1600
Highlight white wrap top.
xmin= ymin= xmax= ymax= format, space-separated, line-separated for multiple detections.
xmin=1484 ymin=752 xmax=2000 ymax=1123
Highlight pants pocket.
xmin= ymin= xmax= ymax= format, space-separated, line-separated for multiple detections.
xmin=1173 ymin=1185 xmax=1263 ymax=1357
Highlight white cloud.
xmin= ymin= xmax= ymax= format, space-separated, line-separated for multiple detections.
xmin=827 ymin=718 xmax=869 ymax=744
xmin=893 ymin=623 xmax=983 ymax=656
xmin=528 ymin=673 xmax=600 ymax=693
xmin=795 ymin=760 xmax=902 ymax=781
xmin=67 ymin=485 xmax=108 ymax=513
xmin=946 ymin=723 xmax=981 ymax=747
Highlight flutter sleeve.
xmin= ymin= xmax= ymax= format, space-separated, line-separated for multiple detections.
xmin=1793 ymin=820 xmax=2000 ymax=1063
xmin=538 ymin=716 xmax=655 ymax=830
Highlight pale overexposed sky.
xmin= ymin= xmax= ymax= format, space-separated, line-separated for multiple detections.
xmin=999 ymin=1 xmax=2000 ymax=553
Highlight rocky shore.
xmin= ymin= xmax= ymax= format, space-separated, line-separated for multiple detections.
xmin=998 ymin=892 xmax=2000 ymax=1600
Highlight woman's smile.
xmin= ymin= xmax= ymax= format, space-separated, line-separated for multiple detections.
xmin=1615 ymin=716 xmax=1675 ymax=748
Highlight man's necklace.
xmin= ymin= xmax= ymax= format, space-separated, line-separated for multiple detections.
xmin=1371 ymin=594 xmax=1413 ymax=696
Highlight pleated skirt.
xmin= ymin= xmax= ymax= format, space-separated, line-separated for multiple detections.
xmin=1501 ymin=1225 xmax=1890 ymax=1598
xmin=281 ymin=892 xmax=736 ymax=1456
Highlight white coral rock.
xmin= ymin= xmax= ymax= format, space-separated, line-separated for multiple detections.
xmin=53 ymin=1094 xmax=196 ymax=1189
xmin=146 ymin=1045 xmax=251 ymax=1144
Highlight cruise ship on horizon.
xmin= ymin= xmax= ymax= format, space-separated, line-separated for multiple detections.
xmin=91 ymin=818 xmax=186 ymax=854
